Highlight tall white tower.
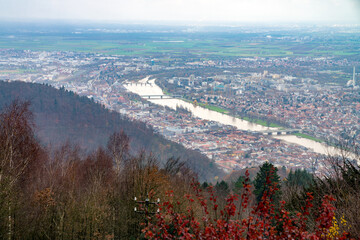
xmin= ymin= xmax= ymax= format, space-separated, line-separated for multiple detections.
xmin=353 ymin=66 xmax=356 ymax=87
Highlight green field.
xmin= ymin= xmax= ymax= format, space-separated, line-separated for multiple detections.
xmin=201 ymin=103 xmax=323 ymax=141
xmin=0 ymin=33 xmax=359 ymax=58
xmin=191 ymin=101 xmax=283 ymax=128
xmin=198 ymin=103 xmax=229 ymax=113
xmin=293 ymin=132 xmax=323 ymax=143
xmin=189 ymin=101 xmax=325 ymax=142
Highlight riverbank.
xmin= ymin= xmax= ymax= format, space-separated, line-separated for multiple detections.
xmin=239 ymin=116 xmax=282 ymax=128
xmin=135 ymin=79 xmax=333 ymax=156
xmin=182 ymin=96 xmax=325 ymax=143
xmin=293 ymin=132 xmax=323 ymax=143
xmin=198 ymin=102 xmax=229 ymax=114
xmin=196 ymin=100 xmax=282 ymax=128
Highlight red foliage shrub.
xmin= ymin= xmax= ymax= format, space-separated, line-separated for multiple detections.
xmin=142 ymin=170 xmax=354 ymax=239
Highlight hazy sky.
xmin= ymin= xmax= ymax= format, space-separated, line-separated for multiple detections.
xmin=0 ymin=0 xmax=359 ymax=23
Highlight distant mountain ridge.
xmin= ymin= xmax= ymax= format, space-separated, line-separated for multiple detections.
xmin=0 ymin=80 xmax=223 ymax=181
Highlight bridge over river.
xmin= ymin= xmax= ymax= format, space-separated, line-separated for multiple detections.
xmin=262 ymin=129 xmax=301 ymax=136
xmin=124 ymin=77 xmax=354 ymax=158
xmin=124 ymin=82 xmax=154 ymax=87
xmin=140 ymin=94 xmax=182 ymax=99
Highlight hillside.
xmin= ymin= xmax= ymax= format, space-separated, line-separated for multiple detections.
xmin=1 ymin=80 xmax=358 ymax=239
xmin=0 ymin=80 xmax=223 ymax=181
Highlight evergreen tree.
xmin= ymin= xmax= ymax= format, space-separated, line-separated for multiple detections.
xmin=201 ymin=182 xmax=209 ymax=189
xmin=253 ymin=162 xmax=281 ymax=202
xmin=286 ymin=169 xmax=314 ymax=188
xmin=215 ymin=180 xmax=230 ymax=197
xmin=233 ymin=175 xmax=245 ymax=194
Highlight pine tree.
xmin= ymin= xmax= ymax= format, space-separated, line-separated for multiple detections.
xmin=233 ymin=175 xmax=245 ymax=194
xmin=286 ymin=169 xmax=314 ymax=188
xmin=253 ymin=162 xmax=281 ymax=202
xmin=215 ymin=180 xmax=230 ymax=197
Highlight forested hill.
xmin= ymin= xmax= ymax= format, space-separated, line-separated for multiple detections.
xmin=0 ymin=80 xmax=223 ymax=181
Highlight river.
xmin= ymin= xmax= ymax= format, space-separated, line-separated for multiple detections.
xmin=124 ymin=78 xmax=349 ymax=158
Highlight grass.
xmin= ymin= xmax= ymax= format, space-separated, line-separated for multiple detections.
xmin=172 ymin=96 xmax=325 ymax=143
xmin=179 ymin=99 xmax=229 ymax=114
xmin=294 ymin=133 xmax=323 ymax=143
xmin=0 ymin=69 xmax=36 ymax=74
xmin=198 ymin=103 xmax=229 ymax=114
xmin=191 ymin=100 xmax=284 ymax=128
xmin=162 ymin=88 xmax=170 ymax=96
xmin=1 ymin=35 xmax=358 ymax=58
xmin=191 ymin=101 xmax=326 ymax=144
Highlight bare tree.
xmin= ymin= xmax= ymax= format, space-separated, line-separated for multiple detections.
xmin=0 ymin=100 xmax=41 ymax=239
xmin=107 ymin=130 xmax=130 ymax=173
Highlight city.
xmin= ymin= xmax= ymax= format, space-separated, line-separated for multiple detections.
xmin=1 ymin=0 xmax=360 ymax=236
xmin=1 ymin=41 xmax=359 ymax=174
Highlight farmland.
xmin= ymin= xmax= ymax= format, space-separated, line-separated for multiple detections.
xmin=0 ymin=24 xmax=359 ymax=59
